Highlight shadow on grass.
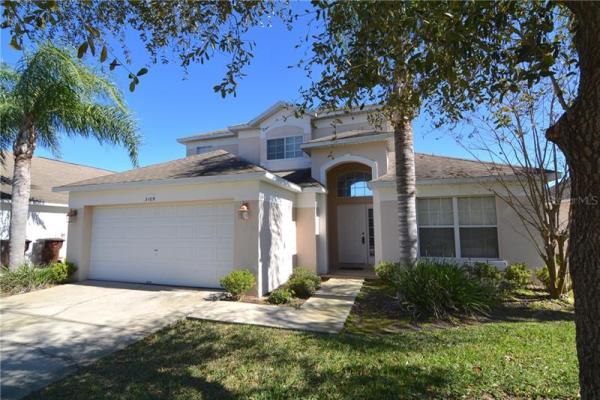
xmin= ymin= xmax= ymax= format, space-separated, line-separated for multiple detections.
xmin=487 ymin=304 xmax=574 ymax=323
xmin=26 ymin=321 xmax=453 ymax=400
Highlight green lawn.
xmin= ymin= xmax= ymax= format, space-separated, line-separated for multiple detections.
xmin=28 ymin=281 xmax=578 ymax=399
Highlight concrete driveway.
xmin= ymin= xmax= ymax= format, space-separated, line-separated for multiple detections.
xmin=0 ymin=281 xmax=218 ymax=399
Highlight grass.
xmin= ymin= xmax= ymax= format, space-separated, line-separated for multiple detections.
xmin=27 ymin=280 xmax=578 ymax=400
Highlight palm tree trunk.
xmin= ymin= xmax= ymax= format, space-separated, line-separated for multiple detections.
xmin=393 ymin=117 xmax=418 ymax=265
xmin=8 ymin=124 xmax=35 ymax=269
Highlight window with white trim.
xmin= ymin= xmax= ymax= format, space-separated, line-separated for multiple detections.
xmin=267 ymin=136 xmax=303 ymax=160
xmin=417 ymin=198 xmax=456 ymax=257
xmin=458 ymin=197 xmax=499 ymax=258
xmin=196 ymin=145 xmax=212 ymax=154
xmin=417 ymin=196 xmax=499 ymax=259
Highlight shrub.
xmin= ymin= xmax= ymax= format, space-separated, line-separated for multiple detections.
xmin=267 ymin=288 xmax=293 ymax=305
xmin=286 ymin=267 xmax=320 ymax=299
xmin=375 ymin=261 xmax=401 ymax=286
xmin=504 ymin=263 xmax=531 ymax=289
xmin=290 ymin=267 xmax=320 ymax=289
xmin=219 ymin=269 xmax=256 ymax=300
xmin=467 ymin=262 xmax=503 ymax=282
xmin=0 ymin=261 xmax=77 ymax=295
xmin=396 ymin=260 xmax=499 ymax=320
xmin=536 ymin=267 xmax=551 ymax=289
xmin=287 ymin=276 xmax=317 ymax=299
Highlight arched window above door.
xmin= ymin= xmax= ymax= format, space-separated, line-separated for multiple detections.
xmin=336 ymin=171 xmax=373 ymax=197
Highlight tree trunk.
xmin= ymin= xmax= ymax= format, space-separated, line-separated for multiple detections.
xmin=393 ymin=117 xmax=418 ymax=265
xmin=548 ymin=3 xmax=600 ymax=397
xmin=544 ymin=250 xmax=562 ymax=299
xmin=8 ymin=123 xmax=35 ymax=269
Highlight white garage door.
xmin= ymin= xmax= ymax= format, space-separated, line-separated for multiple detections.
xmin=89 ymin=202 xmax=234 ymax=288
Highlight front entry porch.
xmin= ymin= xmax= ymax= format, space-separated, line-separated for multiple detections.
xmin=326 ymin=162 xmax=376 ymax=277
xmin=325 ymin=263 xmax=377 ymax=279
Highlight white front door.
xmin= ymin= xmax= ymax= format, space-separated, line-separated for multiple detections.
xmin=89 ymin=202 xmax=234 ymax=288
xmin=337 ymin=204 xmax=374 ymax=265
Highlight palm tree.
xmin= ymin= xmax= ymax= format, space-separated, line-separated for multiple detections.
xmin=1 ymin=43 xmax=139 ymax=268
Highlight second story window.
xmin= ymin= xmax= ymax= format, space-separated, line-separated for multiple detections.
xmin=196 ymin=145 xmax=212 ymax=154
xmin=267 ymin=136 xmax=304 ymax=160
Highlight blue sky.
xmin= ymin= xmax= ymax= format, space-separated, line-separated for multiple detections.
xmin=1 ymin=14 xmax=472 ymax=172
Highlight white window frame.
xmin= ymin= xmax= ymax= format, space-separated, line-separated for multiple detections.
xmin=457 ymin=196 xmax=499 ymax=259
xmin=266 ymin=136 xmax=304 ymax=160
xmin=417 ymin=196 xmax=499 ymax=260
xmin=417 ymin=197 xmax=456 ymax=257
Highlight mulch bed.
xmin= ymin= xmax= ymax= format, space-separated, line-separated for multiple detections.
xmin=221 ymin=294 xmax=305 ymax=308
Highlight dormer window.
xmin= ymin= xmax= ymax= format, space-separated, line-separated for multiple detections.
xmin=267 ymin=136 xmax=304 ymax=160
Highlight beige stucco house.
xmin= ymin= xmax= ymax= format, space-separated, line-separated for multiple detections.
xmin=56 ymin=102 xmax=544 ymax=296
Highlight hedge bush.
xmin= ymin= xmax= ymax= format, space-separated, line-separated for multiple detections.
xmin=285 ymin=267 xmax=320 ymax=299
xmin=290 ymin=267 xmax=320 ymax=289
xmin=504 ymin=263 xmax=531 ymax=289
xmin=267 ymin=288 xmax=293 ymax=305
xmin=0 ymin=261 xmax=77 ymax=295
xmin=288 ymin=278 xmax=316 ymax=299
xmin=375 ymin=261 xmax=401 ymax=286
xmin=219 ymin=269 xmax=256 ymax=300
xmin=536 ymin=267 xmax=551 ymax=289
xmin=467 ymin=262 xmax=504 ymax=283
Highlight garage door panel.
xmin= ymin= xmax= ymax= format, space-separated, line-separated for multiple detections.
xmin=90 ymin=202 xmax=234 ymax=288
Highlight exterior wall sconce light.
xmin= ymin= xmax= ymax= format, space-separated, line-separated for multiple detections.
xmin=67 ymin=209 xmax=78 ymax=223
xmin=238 ymin=203 xmax=250 ymax=221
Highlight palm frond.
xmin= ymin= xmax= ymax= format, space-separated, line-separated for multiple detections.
xmin=0 ymin=63 xmax=20 ymax=162
xmin=6 ymin=43 xmax=139 ymax=165
xmin=55 ymin=103 xmax=140 ymax=164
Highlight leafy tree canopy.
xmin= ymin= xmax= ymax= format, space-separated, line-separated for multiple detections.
xmin=300 ymin=1 xmax=577 ymax=125
xmin=2 ymin=0 xmax=292 ymax=95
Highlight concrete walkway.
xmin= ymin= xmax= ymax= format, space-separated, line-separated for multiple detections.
xmin=187 ymin=278 xmax=364 ymax=334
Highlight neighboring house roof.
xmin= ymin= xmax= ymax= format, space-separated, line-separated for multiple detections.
xmin=374 ymin=153 xmax=550 ymax=184
xmin=1 ymin=153 xmax=113 ymax=204
xmin=57 ymin=150 xmax=265 ymax=189
xmin=301 ymin=130 xmax=392 ymax=151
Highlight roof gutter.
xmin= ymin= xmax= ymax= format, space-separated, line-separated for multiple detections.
xmin=369 ymin=174 xmax=549 ymax=188
xmin=176 ymin=130 xmax=236 ymax=144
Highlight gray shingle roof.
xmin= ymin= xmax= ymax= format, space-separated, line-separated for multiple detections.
xmin=376 ymin=153 xmax=529 ymax=182
xmin=43 ymin=149 xmax=546 ymax=194
xmin=274 ymin=169 xmax=322 ymax=188
xmin=57 ymin=149 xmax=266 ymax=189
xmin=1 ymin=153 xmax=113 ymax=204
